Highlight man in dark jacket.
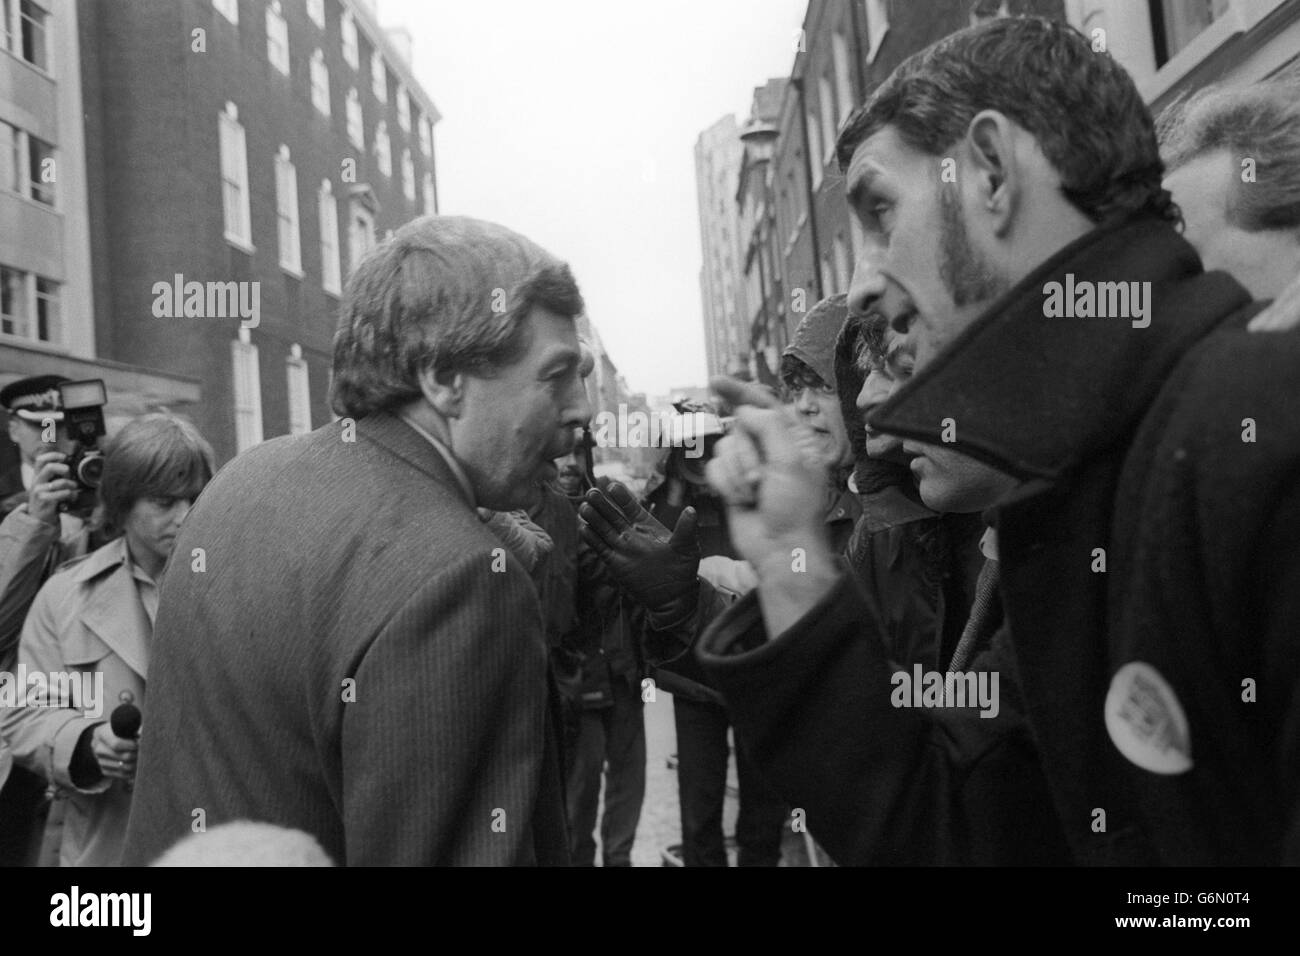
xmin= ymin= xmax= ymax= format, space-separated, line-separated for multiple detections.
xmin=124 ymin=216 xmax=590 ymax=866
xmin=696 ymin=17 xmax=1300 ymax=865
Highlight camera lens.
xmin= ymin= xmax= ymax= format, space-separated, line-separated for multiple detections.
xmin=78 ymin=453 xmax=105 ymax=488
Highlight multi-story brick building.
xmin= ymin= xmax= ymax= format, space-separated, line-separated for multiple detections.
xmin=1064 ymin=0 xmax=1300 ymax=115
xmin=78 ymin=0 xmax=440 ymax=463
xmin=1 ymin=0 xmax=200 ymax=474
xmin=694 ymin=114 xmax=748 ymax=380
xmin=736 ymin=78 xmax=788 ymax=384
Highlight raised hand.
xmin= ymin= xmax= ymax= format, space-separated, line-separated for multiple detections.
xmin=707 ymin=376 xmax=840 ymax=636
xmin=578 ymin=481 xmax=701 ymax=628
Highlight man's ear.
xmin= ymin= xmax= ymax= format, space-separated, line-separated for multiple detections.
xmin=416 ymin=365 xmax=467 ymax=419
xmin=964 ymin=110 xmax=1020 ymax=238
xmin=6 ymin=415 xmax=20 ymax=444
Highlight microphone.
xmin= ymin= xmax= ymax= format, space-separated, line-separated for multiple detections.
xmin=110 ymin=703 xmax=142 ymax=739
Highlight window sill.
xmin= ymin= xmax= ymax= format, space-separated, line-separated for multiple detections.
xmin=0 ymin=332 xmax=68 ymax=355
xmin=0 ymin=45 xmax=55 ymax=81
xmin=225 ymin=235 xmax=256 ymax=255
xmin=0 ymin=188 xmax=62 ymax=216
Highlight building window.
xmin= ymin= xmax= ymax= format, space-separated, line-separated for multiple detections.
xmin=310 ymin=49 xmax=331 ymax=115
xmin=864 ymin=0 xmax=889 ymax=62
xmin=396 ymin=86 xmax=411 ymax=132
xmin=818 ymin=74 xmax=837 ymax=165
xmin=232 ymin=327 xmax=264 ymax=453
xmin=275 ymin=145 xmax=301 ymax=274
xmin=422 ymin=172 xmax=435 ymax=214
xmin=318 ymin=179 xmax=341 ymax=296
xmin=0 ymin=120 xmax=19 ymax=194
xmin=35 ymin=275 xmax=58 ymax=343
xmin=286 ymin=344 xmax=312 ymax=435
xmin=374 ymin=121 xmax=391 ymax=177
xmin=26 ymin=133 xmax=54 ymax=206
xmin=346 ymin=87 xmax=363 ymax=148
xmin=306 ymin=0 xmax=324 ymax=29
xmin=805 ymin=108 xmax=823 ymax=190
xmin=0 ymin=265 xmax=59 ymax=345
xmin=1150 ymin=0 xmax=1231 ymax=66
xmin=19 ymin=0 xmax=49 ymax=72
xmin=833 ymin=235 xmax=850 ymax=293
xmin=371 ymin=51 xmax=387 ymax=102
xmin=419 ymin=116 xmax=432 ymax=156
xmin=401 ymin=149 xmax=414 ymax=201
xmin=266 ymin=0 xmax=289 ymax=75
xmin=832 ymin=32 xmax=854 ymax=127
xmin=213 ymin=0 xmax=237 ymax=26
xmin=219 ymin=103 xmax=252 ymax=249
xmin=0 ymin=265 xmax=27 ymax=339
xmin=341 ymin=8 xmax=358 ymax=68
xmin=348 ymin=200 xmax=375 ymax=273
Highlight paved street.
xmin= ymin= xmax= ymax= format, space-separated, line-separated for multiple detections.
xmin=588 ymin=691 xmax=826 ymax=867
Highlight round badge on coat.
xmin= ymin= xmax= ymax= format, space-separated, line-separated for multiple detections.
xmin=1104 ymin=661 xmax=1193 ymax=775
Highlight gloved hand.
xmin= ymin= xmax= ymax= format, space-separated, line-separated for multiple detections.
xmin=578 ymin=482 xmax=700 ymax=630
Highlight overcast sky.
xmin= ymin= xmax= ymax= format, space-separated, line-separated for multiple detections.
xmin=380 ymin=0 xmax=809 ymax=396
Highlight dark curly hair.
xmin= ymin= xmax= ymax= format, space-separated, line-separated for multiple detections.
xmin=836 ymin=16 xmax=1178 ymax=227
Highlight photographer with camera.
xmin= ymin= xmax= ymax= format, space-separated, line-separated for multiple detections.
xmin=1 ymin=412 xmax=213 ymax=866
xmin=0 ymin=376 xmax=103 ymax=865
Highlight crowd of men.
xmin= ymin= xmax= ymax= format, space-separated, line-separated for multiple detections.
xmin=1 ymin=17 xmax=1298 ymax=866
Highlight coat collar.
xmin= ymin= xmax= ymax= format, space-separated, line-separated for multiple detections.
xmin=867 ymin=216 xmax=1254 ymax=482
xmin=355 ymin=412 xmax=476 ymax=508
xmin=70 ymin=537 xmax=151 ymax=678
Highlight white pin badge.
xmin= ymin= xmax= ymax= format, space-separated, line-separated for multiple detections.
xmin=1104 ymin=661 xmax=1193 ymax=775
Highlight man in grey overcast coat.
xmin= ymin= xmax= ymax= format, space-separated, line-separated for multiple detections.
xmin=123 ymin=216 xmax=591 ymax=865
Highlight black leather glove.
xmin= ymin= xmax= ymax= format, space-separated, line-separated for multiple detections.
xmin=578 ymin=482 xmax=700 ymax=630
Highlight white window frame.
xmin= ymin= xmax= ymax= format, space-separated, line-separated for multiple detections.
xmin=286 ymin=343 xmax=312 ymax=435
xmin=318 ymin=179 xmax=341 ymax=296
xmin=348 ymin=200 xmax=376 ymax=273
xmin=419 ymin=115 xmax=432 ymax=156
xmin=275 ymin=144 xmax=302 ymax=275
xmin=310 ymin=48 xmax=330 ymax=115
xmin=805 ymin=108 xmax=823 ymax=190
xmin=341 ymin=8 xmax=358 ymax=69
xmin=401 ymin=148 xmax=414 ymax=201
xmin=232 ymin=327 xmax=264 ymax=453
xmin=0 ymin=119 xmax=19 ymax=195
xmin=34 ymin=274 xmax=58 ymax=344
xmin=396 ymin=86 xmax=411 ymax=132
xmin=832 ymin=31 xmax=854 ymax=127
xmin=864 ymin=0 xmax=890 ymax=63
xmin=818 ymin=74 xmax=837 ymax=165
xmin=219 ymin=102 xmax=253 ymax=251
xmin=371 ymin=51 xmax=387 ymax=102
xmin=306 ymin=0 xmax=324 ymax=29
xmin=422 ymin=171 xmax=435 ymax=214
xmin=346 ymin=87 xmax=363 ymax=148
xmin=374 ymin=120 xmax=391 ymax=177
xmin=16 ymin=0 xmax=51 ymax=73
xmin=266 ymin=0 xmax=289 ymax=75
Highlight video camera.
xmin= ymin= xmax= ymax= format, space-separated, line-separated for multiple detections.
xmin=58 ymin=379 xmax=107 ymax=515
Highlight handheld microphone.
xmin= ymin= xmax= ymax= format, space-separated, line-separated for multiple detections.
xmin=110 ymin=703 xmax=142 ymax=739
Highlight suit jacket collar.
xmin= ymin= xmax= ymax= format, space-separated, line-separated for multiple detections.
xmin=70 ymin=537 xmax=151 ymax=678
xmin=356 ymin=412 xmax=476 ymax=509
xmin=867 ymin=216 xmax=1254 ymax=482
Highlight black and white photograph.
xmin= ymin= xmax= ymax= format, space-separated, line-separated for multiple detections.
xmin=0 ymin=0 xmax=1297 ymax=933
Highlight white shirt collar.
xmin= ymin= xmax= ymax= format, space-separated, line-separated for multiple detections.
xmin=398 ymin=413 xmax=477 ymax=508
